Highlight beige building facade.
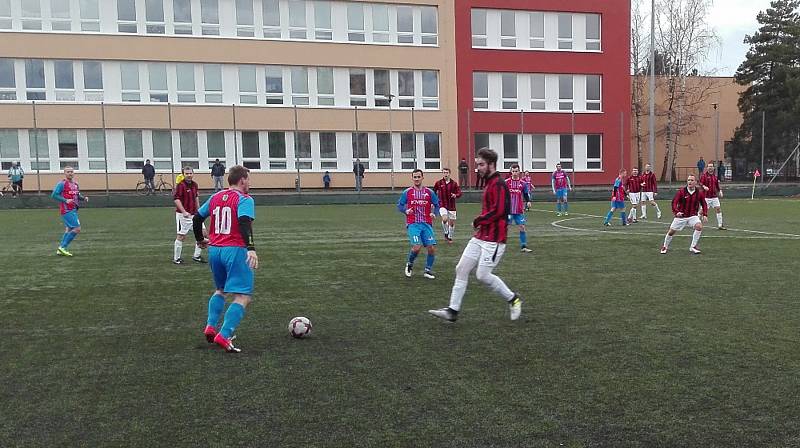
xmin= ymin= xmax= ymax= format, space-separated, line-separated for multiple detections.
xmin=0 ymin=0 xmax=457 ymax=191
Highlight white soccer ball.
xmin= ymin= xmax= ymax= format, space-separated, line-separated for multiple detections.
xmin=288 ymin=316 xmax=312 ymax=338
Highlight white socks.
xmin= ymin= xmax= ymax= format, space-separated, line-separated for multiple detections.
xmin=448 ymin=279 xmax=468 ymax=312
xmin=663 ymin=234 xmax=673 ymax=248
xmin=449 ymin=224 xmax=454 ymax=238
xmin=174 ymin=239 xmax=182 ymax=261
xmin=641 ymin=204 xmax=647 ymax=219
xmin=630 ymin=208 xmax=637 ymax=220
xmin=716 ymin=212 xmax=723 ymax=227
xmin=691 ymin=230 xmax=702 ymax=248
xmin=441 ymin=221 xmax=449 ymax=237
xmin=193 ymin=244 xmax=202 ymax=258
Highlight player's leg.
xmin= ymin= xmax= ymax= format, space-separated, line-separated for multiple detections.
xmin=713 ymin=200 xmax=725 ymax=229
xmin=652 ymin=198 xmax=662 ymax=219
xmin=439 ymin=207 xmax=449 ymax=239
xmin=515 ymin=215 xmax=531 ymax=252
xmin=214 ymin=248 xmax=255 ymax=352
xmin=448 ymin=211 xmax=456 ymax=240
xmin=603 ymin=205 xmax=615 ymax=225
xmin=203 ymin=247 xmax=227 ymax=341
xmin=662 ymin=219 xmax=683 ymax=253
xmin=429 ymin=238 xmax=480 ymax=321
xmin=690 ymin=217 xmax=703 ymax=253
xmin=474 ymin=242 xmax=522 ymax=320
xmin=57 ymin=211 xmax=81 ymax=255
xmin=192 ymin=222 xmax=207 ymax=263
xmin=421 ymin=224 xmax=437 ymax=278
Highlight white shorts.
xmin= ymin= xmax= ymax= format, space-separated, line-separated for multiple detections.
xmin=705 ymin=197 xmax=721 ymax=208
xmin=176 ymin=212 xmax=206 ymax=236
xmin=628 ymin=192 xmax=642 ymax=205
xmin=642 ymin=192 xmax=655 ymax=201
xmin=439 ymin=207 xmax=457 ymax=220
xmin=669 ymin=216 xmax=701 ymax=231
xmin=461 ymin=237 xmax=507 ymax=268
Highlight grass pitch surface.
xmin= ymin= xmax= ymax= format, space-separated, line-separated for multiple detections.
xmin=2 ymin=199 xmax=799 ymax=447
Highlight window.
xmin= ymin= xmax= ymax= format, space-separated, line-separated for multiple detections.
xmin=558 ymin=75 xmax=573 ymax=111
xmin=502 ymin=134 xmax=518 ymax=169
xmin=21 ymin=0 xmax=42 ymax=30
xmin=294 ymin=132 xmax=312 ymax=170
xmin=145 ymin=0 xmax=165 ymax=34
xmin=371 ymin=4 xmax=389 ymax=43
xmin=235 ymin=0 xmax=254 ymax=37
xmin=239 ymin=65 xmax=257 ymax=104
xmin=290 ymin=67 xmax=309 ymax=105
xmin=473 ymin=72 xmax=488 ymax=110
xmin=203 ymin=64 xmax=222 ymax=103
xmin=421 ymin=7 xmax=437 ymax=45
xmin=288 ymin=0 xmax=307 ymax=39
xmin=347 ymin=4 xmax=364 ymax=42
xmin=79 ymin=0 xmax=100 ymax=31
xmin=319 ymin=132 xmax=337 ymax=169
xmin=559 ymin=134 xmax=573 ymax=170
xmin=397 ymin=70 xmax=414 ymax=108
xmin=586 ymin=75 xmax=601 ymax=111
xmin=0 ymin=0 xmax=12 ymax=29
xmin=25 ymin=59 xmax=46 ymax=101
xmin=29 ymin=130 xmax=49 ymax=171
xmin=313 ymin=1 xmax=331 ymax=40
xmin=531 ymin=134 xmax=546 ymax=170
xmin=351 ymin=132 xmax=368 ymax=159
xmin=474 ymin=133 xmax=489 ymax=154
xmin=148 ymin=63 xmax=168 ymax=102
xmin=471 ymin=9 xmax=486 ymax=47
xmin=376 ymin=132 xmax=392 ymax=169
xmin=268 ymin=132 xmax=286 ymax=169
xmin=500 ymin=11 xmax=516 ymax=47
xmin=50 ymin=0 xmax=72 ymax=31
xmin=151 ymin=130 xmax=172 ymax=170
xmin=529 ymin=12 xmax=544 ymax=48
xmin=530 ymin=74 xmax=545 ymax=110
xmin=558 ymin=14 xmax=573 ymax=50
xmin=422 ymin=71 xmax=438 ymax=108
xmin=83 ymin=61 xmax=103 ymax=101
xmin=400 ymin=133 xmax=415 ymax=169
xmin=206 ymin=131 xmax=226 ymax=161
xmin=262 ymin=0 xmax=281 ymax=38
xmin=200 ymin=0 xmax=219 ymax=35
xmin=349 ymin=69 xmax=366 ymax=107
xmin=587 ymin=135 xmax=602 ymax=169
xmin=124 ymin=130 xmax=144 ymax=170
xmin=265 ymin=66 xmax=284 ymax=105
xmin=423 ymin=133 xmax=440 ymax=170
xmin=176 ymin=64 xmax=196 ymax=103
xmin=179 ymin=131 xmax=199 ymax=168
xmin=586 ymin=14 xmax=601 ymax=51
xmin=316 ymin=67 xmax=334 ymax=106
xmin=54 ymin=60 xmax=75 ymax=101
xmin=502 ymin=73 xmax=517 ymax=110
xmin=58 ymin=130 xmax=78 ymax=169
xmin=0 ymin=131 xmax=20 ymax=169
xmin=117 ymin=0 xmax=137 ymax=33
xmin=120 ymin=62 xmax=140 ymax=102
xmin=86 ymin=129 xmax=106 ymax=170
xmin=0 ymin=59 xmax=16 ymax=100
xmin=241 ymin=131 xmax=260 ymax=169
xmin=396 ymin=6 xmax=413 ymax=44
xmin=373 ymin=69 xmax=390 ymax=107
xmin=173 ymin=0 xmax=193 ymax=35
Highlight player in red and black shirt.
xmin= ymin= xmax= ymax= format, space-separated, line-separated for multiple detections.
xmin=433 ymin=168 xmax=463 ymax=243
xmin=428 ymin=148 xmax=523 ymax=323
xmin=640 ymin=163 xmax=662 ymax=219
xmin=625 ymin=167 xmax=643 ymax=223
xmin=699 ymin=163 xmax=726 ymax=230
xmin=661 ymin=174 xmax=708 ymax=255
xmin=173 ymin=166 xmax=206 ymax=264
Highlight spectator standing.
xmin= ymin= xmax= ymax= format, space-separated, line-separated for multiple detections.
xmin=210 ymin=159 xmax=226 ymax=192
xmin=353 ymin=159 xmax=365 ymax=191
xmin=142 ymin=159 xmax=156 ymax=195
xmin=697 ymin=156 xmax=706 ymax=175
xmin=458 ymin=158 xmax=469 ymax=188
xmin=8 ymin=161 xmax=24 ymax=197
xmin=323 ymin=171 xmax=331 ymax=190
xmin=717 ymin=160 xmax=725 ymax=182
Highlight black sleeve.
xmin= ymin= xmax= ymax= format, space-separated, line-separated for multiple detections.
xmin=239 ymin=216 xmax=255 ymax=251
xmin=192 ymin=214 xmax=205 ymax=242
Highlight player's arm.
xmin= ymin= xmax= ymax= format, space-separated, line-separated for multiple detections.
xmin=192 ymin=197 xmax=211 ymax=245
xmin=173 ymin=184 xmax=189 ymax=216
xmin=454 ymin=182 xmax=462 ymax=198
xmin=550 ymin=175 xmax=556 ymax=194
xmin=566 ymin=175 xmax=572 ymax=190
xmin=700 ymin=192 xmax=709 ymax=216
xmin=522 ymin=184 xmax=531 ymax=203
xmin=396 ymin=190 xmax=410 ymax=214
xmin=430 ymin=190 xmax=441 ymax=216
xmin=672 ymin=190 xmax=682 ymax=216
xmin=238 ymin=197 xmax=258 ymax=269
xmin=717 ymin=178 xmax=723 ymax=198
xmin=50 ymin=182 xmax=68 ymax=203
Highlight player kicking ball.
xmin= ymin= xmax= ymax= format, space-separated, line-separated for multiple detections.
xmin=661 ymin=174 xmax=708 ymax=255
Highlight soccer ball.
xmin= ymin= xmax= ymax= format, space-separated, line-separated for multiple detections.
xmin=288 ymin=317 xmax=312 ymax=338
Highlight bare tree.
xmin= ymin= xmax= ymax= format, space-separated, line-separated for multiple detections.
xmin=631 ymin=0 xmax=650 ymax=171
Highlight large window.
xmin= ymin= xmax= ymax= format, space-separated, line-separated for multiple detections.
xmin=472 ymin=9 xmax=600 ymax=52
xmin=176 ymin=63 xmax=196 ymax=103
xmin=319 ymin=132 xmax=337 ymax=169
xmin=558 ymin=75 xmax=573 ymax=111
xmin=145 ymin=0 xmax=166 ymax=34
xmin=25 ymin=59 xmax=46 ymax=100
xmin=396 ymin=6 xmax=413 ymax=44
xmin=54 ymin=60 xmax=75 ymax=101
xmin=239 ymin=65 xmax=257 ymax=104
xmin=117 ymin=0 xmax=137 ymax=33
xmin=500 ymin=10 xmax=516 ymax=47
xmin=287 ymin=0 xmax=307 ymax=39
xmin=290 ymin=67 xmax=309 ymax=106
xmin=586 ymin=134 xmax=602 ymax=169
xmin=200 ymin=0 xmax=219 ymax=35
xmin=203 ymin=64 xmax=223 ymax=103
xmin=268 ymin=131 xmax=286 ymax=169
xmin=586 ymin=75 xmax=601 ymax=111
xmin=265 ymin=66 xmax=284 ymax=105
xmin=124 ymin=130 xmax=144 ymax=170
xmin=58 ymin=129 xmax=79 ymax=169
xmin=347 ymin=3 xmax=364 ymax=42
xmin=173 ymin=0 xmax=193 ymax=35
xmin=349 ymin=69 xmax=366 ymax=107
xmin=473 ymin=73 xmax=488 ymax=110
xmin=83 ymin=61 xmax=103 ymax=101
xmin=148 ymin=63 xmax=169 ymax=102
xmin=313 ymin=1 xmax=331 ymax=40
xmin=235 ymin=0 xmax=254 ymax=37
xmin=79 ymin=0 xmax=100 ymax=31
xmin=501 ymin=73 xmax=517 ymax=110
xmin=120 ymin=62 xmax=141 ymax=102
xmin=29 ymin=130 xmax=49 ymax=171
xmin=0 ymin=59 xmax=16 ymax=100
xmin=262 ymin=0 xmax=280 ymax=38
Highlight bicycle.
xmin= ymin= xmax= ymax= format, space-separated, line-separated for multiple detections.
xmin=136 ymin=174 xmax=173 ymax=195
xmin=0 ymin=180 xmax=11 ymax=197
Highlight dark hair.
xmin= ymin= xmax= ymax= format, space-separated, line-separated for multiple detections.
xmin=228 ymin=165 xmax=250 ymax=186
xmin=412 ymin=169 xmax=424 ymax=177
xmin=476 ymin=147 xmax=498 ymax=166
xmin=442 ymin=167 xmax=450 ymax=173
xmin=510 ymin=163 xmax=520 ymax=170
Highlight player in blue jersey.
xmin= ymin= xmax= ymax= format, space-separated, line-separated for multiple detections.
xmin=506 ymin=164 xmax=532 ymax=252
xmin=603 ymin=169 xmax=629 ymax=226
xmin=51 ymin=166 xmax=89 ymax=256
xmin=397 ymin=169 xmax=440 ymax=279
xmin=192 ymin=166 xmax=257 ymax=353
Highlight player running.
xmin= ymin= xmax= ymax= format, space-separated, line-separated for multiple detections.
xmin=603 ymin=169 xmax=629 ymax=226
xmin=551 ymin=163 xmax=572 ymax=216
xmin=640 ymin=163 xmax=662 ymax=219
xmin=625 ymin=167 xmax=643 ymax=223
xmin=397 ymin=169 xmax=440 ymax=279
xmin=432 ymin=168 xmax=462 ymax=243
xmin=428 ymin=148 xmax=523 ymax=323
xmin=699 ymin=162 xmax=726 ymax=230
xmin=51 ymin=166 xmax=88 ymax=256
xmin=506 ymin=164 xmax=532 ymax=252
xmin=194 ymin=166 xmax=258 ymax=353
xmin=661 ymin=174 xmax=708 ymax=255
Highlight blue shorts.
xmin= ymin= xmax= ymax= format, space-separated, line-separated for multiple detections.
xmin=556 ymin=188 xmax=569 ymax=200
xmin=61 ymin=210 xmax=80 ymax=229
xmin=209 ymin=246 xmax=254 ymax=296
xmin=407 ymin=223 xmax=436 ymax=247
xmin=508 ymin=214 xmax=527 ymax=225
xmin=612 ymin=200 xmax=626 ymax=209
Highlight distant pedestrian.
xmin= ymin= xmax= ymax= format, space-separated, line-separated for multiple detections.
xmin=210 ymin=159 xmax=226 ymax=192
xmin=353 ymin=159 xmax=365 ymax=191
xmin=8 ymin=161 xmax=24 ymax=197
xmin=717 ymin=160 xmax=725 ymax=182
xmin=142 ymin=159 xmax=156 ymax=195
xmin=697 ymin=156 xmax=706 ymax=175
xmin=323 ymin=171 xmax=331 ymax=190
xmin=458 ymin=158 xmax=469 ymax=188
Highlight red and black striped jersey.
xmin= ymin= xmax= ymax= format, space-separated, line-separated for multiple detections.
xmin=173 ymin=180 xmax=199 ymax=214
xmin=672 ymin=187 xmax=707 ymax=217
xmin=699 ymin=172 xmax=720 ymax=198
xmin=625 ymin=175 xmax=643 ymax=193
xmin=641 ymin=171 xmax=658 ymax=193
xmin=433 ymin=178 xmax=462 ymax=211
xmin=473 ymin=172 xmax=510 ymax=243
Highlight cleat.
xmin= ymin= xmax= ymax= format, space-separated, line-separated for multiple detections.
xmin=556 ymin=212 xmax=562 ymax=217
xmin=632 ymin=219 xmax=639 ymax=223
xmin=660 ymin=246 xmax=668 ymax=254
xmin=657 ymin=211 xmax=662 ymax=219
xmin=564 ymin=212 xmax=569 ymax=216
xmin=404 ymin=263 xmax=413 ymax=277
xmin=428 ymin=307 xmax=457 ymax=322
xmin=627 ymin=216 xmax=633 ymax=224
xmin=508 ymin=294 xmax=523 ymax=321
xmin=622 ymin=222 xmax=630 ymax=226
xmin=718 ymin=226 xmax=727 ymax=231
xmin=213 ymin=333 xmax=241 ymax=353
xmin=173 ymin=258 xmax=183 ymax=264
xmin=603 ymin=222 xmax=611 ymax=227
xmin=56 ymin=247 xmax=73 ymax=257
xmin=520 ymin=246 xmax=532 ymax=253
xmin=192 ymin=256 xmax=207 ymax=263
xmin=690 ymin=246 xmax=702 ymax=254
xmin=203 ymin=325 xmax=217 ymax=343
xmin=423 ymin=270 xmax=436 ymax=279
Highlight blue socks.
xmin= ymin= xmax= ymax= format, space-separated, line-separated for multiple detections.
xmin=220 ymin=303 xmax=246 ymax=339
xmin=407 ymin=250 xmax=419 ymax=266
xmin=520 ymin=231 xmax=527 ymax=247
xmin=621 ymin=212 xmax=627 ymax=225
xmin=604 ymin=211 xmax=613 ymax=224
xmin=556 ymin=203 xmax=562 ymax=213
xmin=60 ymin=231 xmax=77 ymax=248
xmin=206 ymin=293 xmax=225 ymax=327
xmin=564 ymin=202 xmax=569 ymax=212
xmin=425 ymin=253 xmax=435 ymax=271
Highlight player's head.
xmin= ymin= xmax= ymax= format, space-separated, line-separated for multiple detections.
xmin=706 ymin=163 xmax=715 ymax=173
xmin=556 ymin=163 xmax=562 ymax=171
xmin=524 ymin=170 xmax=530 ymax=176
xmin=411 ymin=169 xmax=424 ymax=187
xmin=631 ymin=167 xmax=639 ymax=175
xmin=476 ymin=148 xmax=498 ymax=178
xmin=510 ymin=164 xmax=521 ymax=179
xmin=145 ymin=159 xmax=151 ymax=164
xmin=687 ymin=174 xmax=697 ymax=188
xmin=182 ymin=166 xmax=194 ymax=181
xmin=442 ymin=168 xmax=450 ymax=180
xmin=619 ymin=168 xmax=627 ymax=177
xmin=228 ymin=165 xmax=251 ymax=193
xmin=645 ymin=163 xmax=652 ymax=172
xmin=63 ymin=166 xmax=74 ymax=180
